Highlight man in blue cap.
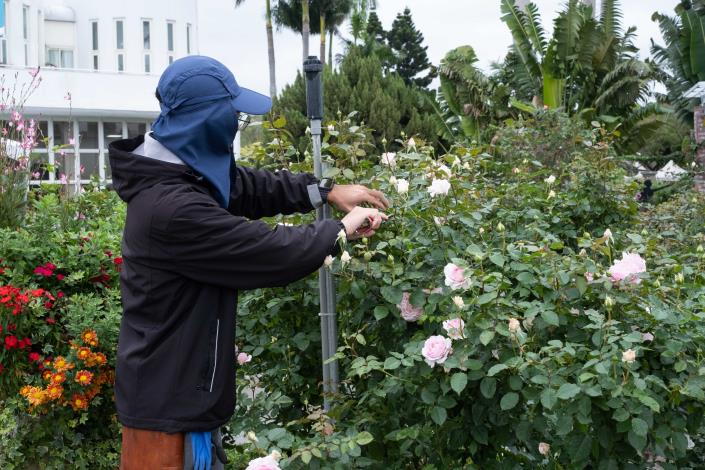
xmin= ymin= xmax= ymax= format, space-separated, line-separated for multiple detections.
xmin=109 ymin=56 xmax=388 ymax=469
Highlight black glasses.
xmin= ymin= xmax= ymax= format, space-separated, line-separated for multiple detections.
xmin=236 ymin=113 xmax=251 ymax=132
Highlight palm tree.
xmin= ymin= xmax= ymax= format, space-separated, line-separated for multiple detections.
xmin=652 ymin=0 xmax=705 ymax=124
xmin=235 ymin=0 xmax=277 ymax=98
xmin=274 ymin=0 xmax=352 ymax=65
xmin=499 ymin=0 xmax=655 ymax=115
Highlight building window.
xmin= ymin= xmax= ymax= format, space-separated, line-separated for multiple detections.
xmin=167 ymin=22 xmax=174 ymax=51
xmin=186 ymin=23 xmax=192 ymax=54
xmin=115 ymin=20 xmax=124 ymax=49
xmin=142 ymin=20 xmax=150 ymax=49
xmin=144 ymin=54 xmax=150 ymax=73
xmin=22 ymin=5 xmax=29 ymax=65
xmin=115 ymin=19 xmax=124 ymax=72
xmin=46 ymin=48 xmax=73 ymax=68
xmin=91 ymin=21 xmax=98 ymax=50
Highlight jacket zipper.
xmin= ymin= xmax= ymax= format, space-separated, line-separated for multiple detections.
xmin=209 ymin=319 xmax=220 ymax=392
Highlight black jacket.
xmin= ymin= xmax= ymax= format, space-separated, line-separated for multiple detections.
xmin=109 ymin=135 xmax=343 ymax=432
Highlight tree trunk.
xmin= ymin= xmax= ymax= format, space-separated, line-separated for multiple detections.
xmin=328 ymin=29 xmax=333 ymax=68
xmin=320 ymin=14 xmax=326 ymax=65
xmin=265 ymin=0 xmax=277 ymax=97
xmin=301 ymin=0 xmax=310 ymax=60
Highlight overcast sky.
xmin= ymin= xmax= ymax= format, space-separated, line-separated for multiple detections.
xmin=198 ymin=0 xmax=681 ymax=97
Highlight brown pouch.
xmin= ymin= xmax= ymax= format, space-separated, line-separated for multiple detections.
xmin=120 ymin=425 xmax=184 ymax=470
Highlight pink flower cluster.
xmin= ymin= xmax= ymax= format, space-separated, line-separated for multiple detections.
xmin=444 ymin=263 xmax=471 ymax=290
xmin=421 ymin=335 xmax=453 ymax=368
xmin=608 ymin=252 xmax=646 ymax=284
xmin=245 ymin=455 xmax=281 ymax=470
xmin=397 ymin=292 xmax=423 ymax=322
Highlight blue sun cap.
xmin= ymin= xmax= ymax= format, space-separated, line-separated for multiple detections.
xmin=156 ymin=55 xmax=272 ymax=115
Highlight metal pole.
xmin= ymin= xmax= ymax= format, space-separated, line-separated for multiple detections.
xmin=304 ymin=56 xmax=338 ymax=412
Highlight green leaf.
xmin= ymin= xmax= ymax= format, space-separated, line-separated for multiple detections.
xmin=480 ymin=377 xmax=497 ymax=399
xmin=477 ymin=291 xmax=498 ymax=305
xmin=540 ymin=310 xmax=560 ymax=326
xmin=430 ymin=406 xmax=447 ymax=425
xmin=572 ymin=435 xmax=592 ymax=463
xmin=636 ymin=394 xmax=660 ymax=413
xmin=541 ymin=389 xmax=557 ymax=409
xmin=557 ymin=383 xmax=581 ymax=400
xmin=384 ymin=357 xmax=401 ymax=370
xmin=487 ymin=364 xmax=508 ymax=377
xmin=631 ymin=417 xmax=648 ymax=437
xmin=373 ymin=306 xmax=389 ymax=320
xmin=627 ymin=430 xmax=646 ymax=452
xmin=267 ymin=428 xmax=287 ymax=441
xmin=480 ymin=330 xmax=495 ymax=345
xmin=489 ymin=253 xmax=506 ymax=267
xmin=500 ymin=392 xmax=520 ymax=410
xmin=380 ymin=286 xmax=403 ymax=305
xmin=356 ymin=431 xmax=374 ymax=445
xmin=301 ymin=450 xmax=312 ymax=464
xmin=612 ymin=408 xmax=630 ymax=422
xmin=451 ymin=373 xmax=468 ymax=394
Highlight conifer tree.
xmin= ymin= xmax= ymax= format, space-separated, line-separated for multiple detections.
xmin=387 ymin=8 xmax=433 ymax=87
xmin=365 ymin=11 xmax=385 ymax=43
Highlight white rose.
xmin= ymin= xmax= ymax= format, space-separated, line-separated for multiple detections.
xmin=427 ymin=179 xmax=451 ymax=197
xmin=544 ymin=174 xmax=556 ymax=184
xmin=341 ymin=251 xmax=352 ymax=266
xmin=323 ymin=255 xmax=334 ymax=267
xmin=396 ymin=178 xmax=409 ymax=194
xmin=452 ymin=296 xmax=465 ymax=309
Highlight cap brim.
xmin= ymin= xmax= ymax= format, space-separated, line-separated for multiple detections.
xmin=231 ymin=87 xmax=272 ymax=115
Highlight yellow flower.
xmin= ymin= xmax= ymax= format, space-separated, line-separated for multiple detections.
xmin=50 ymin=371 xmax=66 ymax=385
xmin=81 ymin=329 xmax=99 ymax=347
xmin=76 ymin=347 xmax=92 ymax=361
xmin=53 ymin=356 xmax=74 ymax=372
xmin=75 ymin=370 xmax=94 ymax=386
xmin=46 ymin=384 xmax=63 ymax=400
xmin=27 ymin=387 xmax=47 ymax=406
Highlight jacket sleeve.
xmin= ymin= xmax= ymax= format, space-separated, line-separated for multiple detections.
xmin=156 ymin=198 xmax=344 ymax=290
xmin=228 ymin=164 xmax=321 ymax=219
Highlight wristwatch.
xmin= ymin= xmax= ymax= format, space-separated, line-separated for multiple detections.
xmin=318 ymin=178 xmax=335 ymax=203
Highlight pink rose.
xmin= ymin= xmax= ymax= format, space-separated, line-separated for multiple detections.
xmin=584 ymin=272 xmax=594 ymax=283
xmin=397 ymin=292 xmax=423 ymax=322
xmin=237 ymin=352 xmax=252 ymax=365
xmin=421 ymin=335 xmax=453 ymax=368
xmin=642 ymin=332 xmax=654 ymax=342
xmin=444 ymin=263 xmax=471 ymax=290
xmin=245 ymin=455 xmax=281 ymax=470
xmin=609 ymin=252 xmax=646 ymax=284
xmin=538 ymin=442 xmax=551 ymax=456
xmin=442 ymin=318 xmax=465 ymax=340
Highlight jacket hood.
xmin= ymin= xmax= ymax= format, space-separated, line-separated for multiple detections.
xmin=109 ymin=135 xmax=208 ymax=203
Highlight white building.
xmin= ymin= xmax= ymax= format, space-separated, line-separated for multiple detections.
xmin=0 ymin=0 xmax=199 ymax=186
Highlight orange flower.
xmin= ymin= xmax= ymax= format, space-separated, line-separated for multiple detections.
xmin=19 ymin=385 xmax=32 ymax=397
xmin=80 ymin=329 xmax=99 ymax=347
xmin=76 ymin=347 xmax=91 ymax=361
xmin=27 ymin=386 xmax=47 ymax=406
xmin=75 ymin=370 xmax=93 ymax=386
xmin=42 ymin=370 xmax=53 ymax=381
xmin=53 ymin=356 xmax=74 ymax=372
xmin=92 ymin=352 xmax=107 ymax=366
xmin=69 ymin=393 xmax=89 ymax=411
xmin=46 ymin=383 xmax=63 ymax=400
xmin=50 ymin=371 xmax=66 ymax=384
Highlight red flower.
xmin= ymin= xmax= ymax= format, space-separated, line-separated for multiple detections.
xmin=8 ymin=324 xmax=16 ymax=332
xmin=57 ymin=291 xmax=65 ymax=298
xmin=46 ymin=317 xmax=56 ymax=325
xmin=43 ymin=300 xmax=53 ymax=309
xmin=113 ymin=257 xmax=123 ymax=265
xmin=0 ymin=267 xmax=5 ymax=275
xmin=56 ymin=274 xmax=65 ymax=281
xmin=4 ymin=335 xmax=18 ymax=350
xmin=105 ymin=250 xmax=113 ymax=258
xmin=18 ymin=337 xmax=31 ymax=349
xmin=28 ymin=352 xmax=41 ymax=362
xmin=30 ymin=288 xmax=45 ymax=297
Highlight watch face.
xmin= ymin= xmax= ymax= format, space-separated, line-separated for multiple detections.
xmin=320 ymin=178 xmax=335 ymax=189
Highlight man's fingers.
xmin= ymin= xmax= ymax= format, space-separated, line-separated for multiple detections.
xmin=364 ymin=192 xmax=387 ymax=210
xmin=370 ymin=189 xmax=390 ymax=209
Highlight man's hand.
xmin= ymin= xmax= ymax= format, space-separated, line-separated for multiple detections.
xmin=341 ymin=207 xmax=388 ymax=240
xmin=327 ymin=184 xmax=390 ymax=213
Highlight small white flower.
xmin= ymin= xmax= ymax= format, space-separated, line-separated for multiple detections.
xmin=462 ymin=162 xmax=471 ymax=170
xmin=496 ymin=222 xmax=505 ymax=232
xmin=508 ymin=318 xmax=521 ymax=333
xmin=538 ymin=442 xmax=551 ymax=456
xmin=452 ymin=296 xmax=465 ymax=309
xmin=512 ymin=167 xmax=520 ymax=174
xmin=427 ymin=179 xmax=451 ymax=197
xmin=408 ymin=137 xmax=416 ymax=148
xmin=327 ymin=124 xmax=335 ymax=131
xmin=380 ymin=152 xmax=396 ymax=167
xmin=544 ymin=174 xmax=556 ymax=185
xmin=605 ymin=295 xmax=615 ymax=308
xmin=437 ymin=163 xmax=452 ymax=178
xmin=522 ymin=158 xmax=529 ymax=164
xmin=246 ymin=431 xmax=259 ymax=443
xmin=675 ymin=272 xmax=685 ymax=284
xmin=578 ymin=248 xmax=587 ymax=256
xmin=622 ymin=349 xmax=636 ymax=363
xmin=478 ymin=227 xmax=485 ymax=235
xmin=389 ymin=176 xmax=398 ymax=185
xmin=548 ymin=189 xmax=556 ymax=198
xmin=603 ymin=228 xmax=613 ymax=244
xmin=323 ymin=255 xmax=334 ymax=267
xmin=270 ymin=450 xmax=282 ymax=461
xmin=337 ymin=229 xmax=347 ymax=245
xmin=433 ymin=216 xmax=446 ymax=226
xmin=642 ymin=332 xmax=654 ymax=342
xmin=341 ymin=251 xmax=352 ymax=266
xmin=396 ymin=178 xmax=409 ymax=194
xmin=305 ymin=126 xmax=311 ymax=135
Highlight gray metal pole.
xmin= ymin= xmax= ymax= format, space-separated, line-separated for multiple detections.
xmin=304 ymin=56 xmax=338 ymax=412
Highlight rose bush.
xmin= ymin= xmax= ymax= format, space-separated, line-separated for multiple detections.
xmin=229 ymin=113 xmax=705 ymax=469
